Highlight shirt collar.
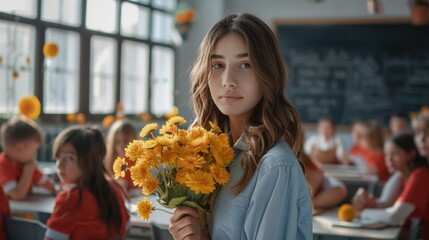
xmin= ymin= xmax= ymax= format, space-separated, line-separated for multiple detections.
xmin=233 ymin=134 xmax=247 ymax=151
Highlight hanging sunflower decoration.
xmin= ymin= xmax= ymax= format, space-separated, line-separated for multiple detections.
xmin=43 ymin=42 xmax=59 ymax=58
xmin=18 ymin=96 xmax=41 ymax=120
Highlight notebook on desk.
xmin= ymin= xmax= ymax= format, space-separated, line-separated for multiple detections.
xmin=332 ymin=220 xmax=389 ymax=229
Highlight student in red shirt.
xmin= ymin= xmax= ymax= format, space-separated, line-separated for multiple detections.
xmin=361 ymin=114 xmax=429 ymax=240
xmin=0 ymin=187 xmax=10 ymax=239
xmin=104 ymin=120 xmax=139 ymax=196
xmin=45 ymin=126 xmax=130 ymax=240
xmin=0 ymin=116 xmax=55 ymax=200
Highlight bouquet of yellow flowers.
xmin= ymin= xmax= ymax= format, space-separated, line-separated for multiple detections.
xmin=113 ymin=116 xmax=234 ymax=220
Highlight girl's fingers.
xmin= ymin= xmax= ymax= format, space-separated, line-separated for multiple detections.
xmin=170 ymin=206 xmax=199 ymax=223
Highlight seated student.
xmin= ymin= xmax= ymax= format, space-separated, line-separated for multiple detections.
xmin=0 ymin=187 xmax=10 ymax=239
xmin=385 ymin=112 xmax=408 ymax=140
xmin=304 ymin=116 xmax=346 ymax=165
xmin=354 ymin=120 xmax=390 ymax=182
xmin=0 ymin=116 xmax=55 ymax=200
xmin=301 ymin=150 xmax=347 ymax=210
xmin=360 ymin=114 xmax=429 ymax=240
xmin=45 ymin=126 xmax=130 ymax=240
xmin=352 ymin=132 xmax=422 ymax=213
xmin=104 ymin=120 xmax=139 ymax=196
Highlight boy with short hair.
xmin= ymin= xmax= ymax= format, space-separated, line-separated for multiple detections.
xmin=0 ymin=116 xmax=55 ymax=200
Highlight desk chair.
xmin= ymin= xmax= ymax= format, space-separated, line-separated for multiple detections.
xmin=5 ymin=216 xmax=46 ymax=240
xmin=409 ymin=218 xmax=423 ymax=240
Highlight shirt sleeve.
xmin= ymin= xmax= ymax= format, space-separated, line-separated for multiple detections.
xmin=397 ymin=169 xmax=426 ymax=207
xmin=46 ymin=191 xmax=77 ymax=239
xmin=0 ymin=162 xmax=17 ymax=193
xmin=243 ymin=160 xmax=312 ymax=240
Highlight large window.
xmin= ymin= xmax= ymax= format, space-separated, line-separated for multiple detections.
xmin=0 ymin=20 xmax=35 ymax=113
xmin=0 ymin=0 xmax=176 ymax=120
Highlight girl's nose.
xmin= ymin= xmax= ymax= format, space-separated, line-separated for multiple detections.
xmin=222 ymin=67 xmax=238 ymax=88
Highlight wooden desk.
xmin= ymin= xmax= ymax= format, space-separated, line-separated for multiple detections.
xmin=313 ymin=208 xmax=402 ymax=240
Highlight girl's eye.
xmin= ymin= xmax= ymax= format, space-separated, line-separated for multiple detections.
xmin=212 ymin=63 xmax=224 ymax=69
xmin=239 ymin=62 xmax=251 ymax=69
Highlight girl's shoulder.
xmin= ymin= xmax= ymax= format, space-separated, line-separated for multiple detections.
xmin=258 ymin=141 xmax=301 ymax=173
xmin=410 ymin=167 xmax=429 ymax=179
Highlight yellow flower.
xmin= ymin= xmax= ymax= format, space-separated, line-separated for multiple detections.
xmin=178 ymin=155 xmax=206 ymax=170
xmin=209 ymin=164 xmax=230 ymax=185
xmin=130 ymin=162 xmax=150 ymax=187
xmin=18 ymin=96 xmax=41 ymax=120
xmin=140 ymin=123 xmax=158 ymax=138
xmin=190 ymin=136 xmax=209 ymax=153
xmin=167 ymin=116 xmax=186 ymax=126
xmin=160 ymin=148 xmax=177 ymax=164
xmin=187 ymin=127 xmax=206 ymax=140
xmin=175 ymin=169 xmax=188 ymax=185
xmin=185 ymin=170 xmax=215 ymax=194
xmin=156 ymin=136 xmax=175 ymax=146
xmin=136 ymin=198 xmax=153 ymax=221
xmin=209 ymin=121 xmax=222 ymax=133
xmin=125 ymin=140 xmax=146 ymax=161
xmin=113 ymin=157 xmax=127 ymax=179
xmin=165 ymin=106 xmax=179 ymax=119
xmin=142 ymin=177 xmax=159 ymax=195
xmin=142 ymin=139 xmax=158 ymax=149
xmin=160 ymin=124 xmax=178 ymax=135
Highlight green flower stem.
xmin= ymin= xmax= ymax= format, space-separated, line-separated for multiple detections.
xmin=154 ymin=207 xmax=174 ymax=215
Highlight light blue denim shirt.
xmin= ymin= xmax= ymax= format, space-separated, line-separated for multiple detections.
xmin=209 ymin=137 xmax=312 ymax=240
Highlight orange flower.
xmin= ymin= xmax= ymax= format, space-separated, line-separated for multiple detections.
xmin=75 ymin=113 xmax=86 ymax=123
xmin=18 ymin=96 xmax=41 ymax=120
xmin=66 ymin=114 xmax=76 ymax=123
xmin=176 ymin=9 xmax=196 ymax=24
xmin=184 ymin=170 xmax=215 ymax=194
xmin=102 ymin=115 xmax=115 ymax=128
xmin=136 ymin=198 xmax=153 ymax=221
xmin=43 ymin=42 xmax=59 ymax=58
xmin=12 ymin=71 xmax=19 ymax=80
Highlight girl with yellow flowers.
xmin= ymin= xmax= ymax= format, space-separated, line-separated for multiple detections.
xmin=168 ymin=13 xmax=312 ymax=240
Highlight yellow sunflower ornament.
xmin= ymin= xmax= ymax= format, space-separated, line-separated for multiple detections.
xmin=114 ymin=116 xmax=234 ymax=220
xmin=18 ymin=96 xmax=41 ymax=120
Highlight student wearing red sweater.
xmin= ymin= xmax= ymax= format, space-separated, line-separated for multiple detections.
xmin=45 ymin=126 xmax=130 ymax=240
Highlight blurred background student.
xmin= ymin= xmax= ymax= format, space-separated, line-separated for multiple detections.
xmin=360 ymin=113 xmax=429 ymax=240
xmin=301 ymin=149 xmax=347 ymax=210
xmin=0 ymin=187 xmax=10 ymax=239
xmin=351 ymin=120 xmax=389 ymax=182
xmin=104 ymin=120 xmax=139 ymax=196
xmin=385 ymin=112 xmax=409 ymax=140
xmin=45 ymin=126 xmax=130 ymax=239
xmin=304 ymin=116 xmax=347 ymax=165
xmin=0 ymin=116 xmax=55 ymax=200
xmin=352 ymin=132 xmax=423 ymax=214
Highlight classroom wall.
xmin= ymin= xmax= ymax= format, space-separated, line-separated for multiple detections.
xmin=175 ymin=0 xmax=411 ymax=122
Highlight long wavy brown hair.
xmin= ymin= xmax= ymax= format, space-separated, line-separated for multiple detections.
xmin=190 ymin=13 xmax=303 ymax=194
xmin=53 ymin=126 xmax=123 ymax=233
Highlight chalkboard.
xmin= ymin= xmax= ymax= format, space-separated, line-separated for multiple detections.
xmin=275 ymin=18 xmax=429 ymax=125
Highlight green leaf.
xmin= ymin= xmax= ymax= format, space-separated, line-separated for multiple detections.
xmin=166 ymin=196 xmax=188 ymax=208
xmin=183 ymin=201 xmax=212 ymax=214
xmin=160 ymin=188 xmax=169 ymax=200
